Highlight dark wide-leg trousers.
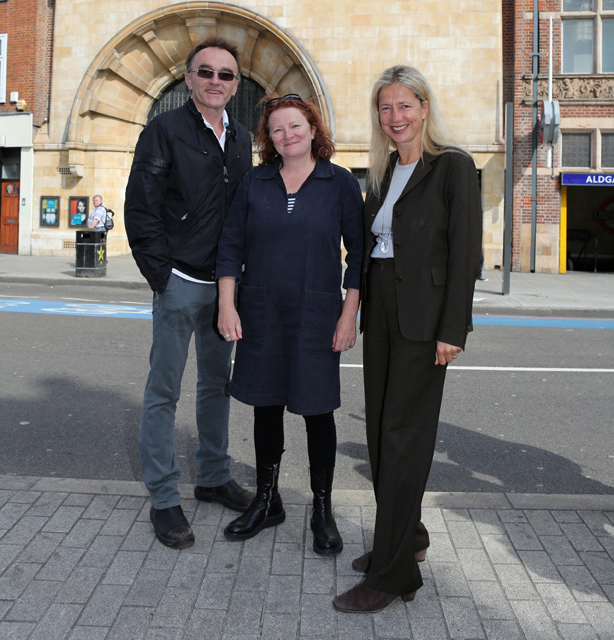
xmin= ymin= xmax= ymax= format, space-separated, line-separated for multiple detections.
xmin=364 ymin=259 xmax=447 ymax=595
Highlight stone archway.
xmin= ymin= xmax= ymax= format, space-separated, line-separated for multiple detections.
xmin=66 ymin=2 xmax=332 ymax=151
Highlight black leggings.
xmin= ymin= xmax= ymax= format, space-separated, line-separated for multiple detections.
xmin=253 ymin=405 xmax=337 ymax=468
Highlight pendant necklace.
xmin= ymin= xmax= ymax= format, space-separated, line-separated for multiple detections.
xmin=379 ymin=199 xmax=392 ymax=253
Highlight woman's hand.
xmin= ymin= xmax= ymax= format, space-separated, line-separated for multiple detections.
xmin=332 ymin=288 xmax=359 ymax=352
xmin=332 ymin=316 xmax=356 ymax=352
xmin=217 ymin=276 xmax=241 ymax=342
xmin=218 ymin=305 xmax=242 ymax=342
xmin=435 ymin=341 xmax=462 ymax=365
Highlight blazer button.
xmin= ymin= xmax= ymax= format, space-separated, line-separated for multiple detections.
xmin=393 ymin=210 xmax=400 ymax=217
xmin=393 ymin=242 xmax=400 ymax=250
xmin=395 ymin=276 xmax=402 ymax=283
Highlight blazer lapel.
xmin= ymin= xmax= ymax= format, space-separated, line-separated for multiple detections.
xmin=396 ymin=152 xmax=434 ymax=203
xmin=365 ymin=151 xmax=435 ymax=217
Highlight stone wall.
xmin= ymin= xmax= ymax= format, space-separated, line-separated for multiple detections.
xmin=30 ymin=0 xmax=504 ymax=257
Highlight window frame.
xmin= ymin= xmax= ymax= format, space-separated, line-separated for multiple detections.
xmin=560 ymin=129 xmax=614 ymax=170
xmin=561 ymin=130 xmax=594 ymax=168
xmin=561 ymin=0 xmax=614 ymax=74
xmin=600 ymin=131 xmax=614 ymax=168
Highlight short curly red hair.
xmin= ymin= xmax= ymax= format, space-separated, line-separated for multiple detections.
xmin=256 ymin=96 xmax=335 ymax=165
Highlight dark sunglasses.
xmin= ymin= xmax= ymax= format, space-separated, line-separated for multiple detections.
xmin=189 ymin=68 xmax=237 ymax=82
xmin=265 ymin=93 xmax=304 ymax=107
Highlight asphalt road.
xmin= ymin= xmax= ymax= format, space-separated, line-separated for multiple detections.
xmin=1 ymin=282 xmax=613 ymax=496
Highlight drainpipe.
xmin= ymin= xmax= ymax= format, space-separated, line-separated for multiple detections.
xmin=530 ymin=0 xmax=540 ymax=272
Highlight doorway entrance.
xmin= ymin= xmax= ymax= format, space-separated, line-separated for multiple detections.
xmin=564 ymin=185 xmax=614 ymax=273
xmin=0 ymin=180 xmax=20 ymax=253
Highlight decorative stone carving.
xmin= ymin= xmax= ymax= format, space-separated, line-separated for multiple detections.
xmin=522 ymin=75 xmax=614 ymax=103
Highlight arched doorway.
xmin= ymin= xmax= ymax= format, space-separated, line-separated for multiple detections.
xmin=65 ymin=2 xmax=332 ymax=153
xmin=147 ymin=75 xmax=266 ymax=138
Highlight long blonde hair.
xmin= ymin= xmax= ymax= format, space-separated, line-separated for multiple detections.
xmin=368 ymin=65 xmax=462 ymax=198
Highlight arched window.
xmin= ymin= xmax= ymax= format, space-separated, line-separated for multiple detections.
xmin=147 ymin=76 xmax=266 ymax=139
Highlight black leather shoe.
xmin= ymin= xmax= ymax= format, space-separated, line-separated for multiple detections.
xmin=150 ymin=505 xmax=194 ymax=549
xmin=224 ymin=462 xmax=285 ymax=540
xmin=310 ymin=467 xmax=343 ymax=556
xmin=194 ymin=479 xmax=254 ymax=512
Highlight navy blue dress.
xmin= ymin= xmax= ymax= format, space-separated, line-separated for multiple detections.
xmin=216 ymin=158 xmax=364 ymax=415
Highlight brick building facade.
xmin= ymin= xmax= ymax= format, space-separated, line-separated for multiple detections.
xmin=0 ymin=0 xmax=55 ymax=253
xmin=0 ymin=0 xmax=55 ymax=125
xmin=506 ymin=0 xmax=614 ymax=273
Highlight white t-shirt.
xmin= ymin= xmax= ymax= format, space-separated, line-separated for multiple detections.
xmin=370 ymin=159 xmax=418 ymax=259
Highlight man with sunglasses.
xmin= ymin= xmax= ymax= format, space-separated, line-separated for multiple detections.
xmin=125 ymin=37 xmax=253 ymax=550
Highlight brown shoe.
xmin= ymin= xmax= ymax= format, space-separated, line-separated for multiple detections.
xmin=351 ymin=548 xmax=427 ymax=573
xmin=333 ymin=580 xmax=416 ymax=613
xmin=150 ymin=505 xmax=194 ymax=549
xmin=351 ymin=551 xmax=371 ymax=573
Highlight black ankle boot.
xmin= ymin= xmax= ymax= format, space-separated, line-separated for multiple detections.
xmin=310 ymin=467 xmax=343 ymax=556
xmin=224 ymin=461 xmax=285 ymax=540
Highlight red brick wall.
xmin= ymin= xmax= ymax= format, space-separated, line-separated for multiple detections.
xmin=0 ymin=0 xmax=55 ymax=127
xmin=506 ymin=0 xmax=614 ymax=271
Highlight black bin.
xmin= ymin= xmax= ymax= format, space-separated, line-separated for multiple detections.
xmin=75 ymin=230 xmax=107 ymax=277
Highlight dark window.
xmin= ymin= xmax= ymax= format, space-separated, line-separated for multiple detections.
xmin=147 ymin=76 xmax=266 ymax=140
xmin=351 ymin=169 xmax=367 ymax=193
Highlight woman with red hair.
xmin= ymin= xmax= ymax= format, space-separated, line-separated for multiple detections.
xmin=216 ymin=95 xmax=363 ymax=555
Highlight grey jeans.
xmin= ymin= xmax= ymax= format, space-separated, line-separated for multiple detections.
xmin=139 ymin=273 xmax=234 ymax=509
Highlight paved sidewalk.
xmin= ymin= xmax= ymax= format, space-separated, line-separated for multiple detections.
xmin=1 ymin=253 xmax=614 ymax=314
xmin=1 ymin=475 xmax=613 ymax=639
xmin=2 ymin=255 xmax=613 ymax=638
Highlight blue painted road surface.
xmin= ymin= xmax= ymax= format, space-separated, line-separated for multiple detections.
xmin=1 ymin=298 xmax=613 ymax=328
xmin=0 ymin=299 xmax=152 ymax=319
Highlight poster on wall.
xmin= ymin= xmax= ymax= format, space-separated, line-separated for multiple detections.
xmin=68 ymin=197 xmax=88 ymax=227
xmin=40 ymin=196 xmax=60 ymax=227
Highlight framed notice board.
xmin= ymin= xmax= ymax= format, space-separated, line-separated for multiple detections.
xmin=40 ymin=196 xmax=60 ymax=227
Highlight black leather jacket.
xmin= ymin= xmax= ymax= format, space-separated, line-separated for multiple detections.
xmin=125 ymin=98 xmax=252 ymax=293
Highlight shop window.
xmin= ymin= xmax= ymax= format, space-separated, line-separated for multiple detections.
xmin=562 ymin=132 xmax=592 ymax=167
xmin=0 ymin=34 xmax=7 ymax=103
xmin=602 ymin=133 xmax=614 ymax=167
xmin=562 ymin=1 xmax=614 ymax=73
xmin=147 ymin=76 xmax=265 ymax=140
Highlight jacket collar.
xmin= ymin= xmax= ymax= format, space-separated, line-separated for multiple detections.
xmin=184 ymin=98 xmax=237 ymax=139
xmin=257 ymin=157 xmax=334 ymax=180
xmin=383 ymin=150 xmax=434 ymax=203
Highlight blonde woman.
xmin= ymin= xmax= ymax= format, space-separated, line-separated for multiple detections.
xmin=333 ymin=66 xmax=482 ymax=613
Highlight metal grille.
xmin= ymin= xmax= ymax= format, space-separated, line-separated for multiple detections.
xmin=63 ymin=240 xmax=76 ymax=250
xmin=602 ymin=133 xmax=614 ymax=168
xmin=562 ymin=132 xmax=592 ymax=167
xmin=147 ymin=76 xmax=266 ymax=139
